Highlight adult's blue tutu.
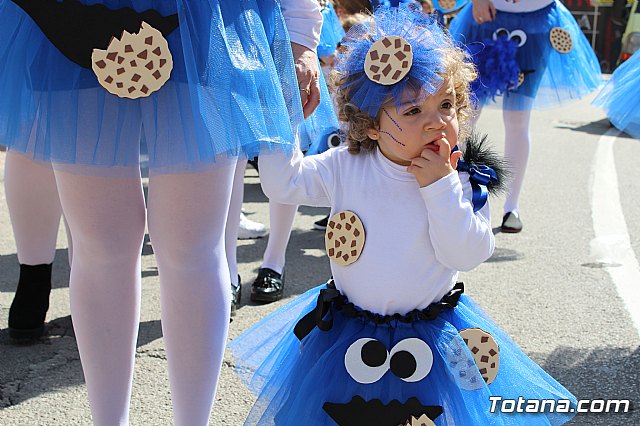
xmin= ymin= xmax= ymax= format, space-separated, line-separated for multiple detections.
xmin=299 ymin=67 xmax=340 ymax=155
xmin=0 ymin=0 xmax=309 ymax=173
xmin=317 ymin=1 xmax=345 ymax=59
xmin=592 ymin=51 xmax=640 ymax=139
xmin=449 ymin=0 xmax=602 ymax=110
xmin=229 ymin=282 xmax=577 ymax=425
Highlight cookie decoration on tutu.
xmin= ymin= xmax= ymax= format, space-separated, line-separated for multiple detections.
xmin=402 ymin=414 xmax=437 ymax=426
xmin=549 ymin=27 xmax=573 ymax=54
xmin=92 ymin=22 xmax=173 ymax=99
xmin=325 ymin=211 xmax=366 ymax=266
xmin=364 ymin=36 xmax=413 ymax=85
xmin=459 ymin=328 xmax=500 ymax=385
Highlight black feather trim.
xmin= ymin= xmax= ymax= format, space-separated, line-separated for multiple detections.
xmin=459 ymin=132 xmax=510 ymax=195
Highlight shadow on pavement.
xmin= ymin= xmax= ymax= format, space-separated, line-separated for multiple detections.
xmin=0 ymin=317 xmax=164 ymax=408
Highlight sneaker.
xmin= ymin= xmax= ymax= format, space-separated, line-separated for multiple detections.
xmin=238 ymin=212 xmax=267 ymax=239
xmin=250 ymin=268 xmax=285 ymax=303
xmin=313 ymin=215 xmax=329 ymax=231
xmin=230 ymin=275 xmax=241 ymax=318
xmin=501 ymin=211 xmax=523 ymax=233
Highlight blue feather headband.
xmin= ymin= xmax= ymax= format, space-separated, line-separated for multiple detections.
xmin=334 ymin=4 xmax=452 ymax=119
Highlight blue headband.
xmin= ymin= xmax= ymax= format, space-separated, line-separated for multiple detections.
xmin=335 ymin=4 xmax=452 ymax=119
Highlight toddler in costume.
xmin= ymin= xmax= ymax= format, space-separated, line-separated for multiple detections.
xmin=229 ymin=5 xmax=576 ymax=425
xmin=592 ymin=50 xmax=640 ymax=139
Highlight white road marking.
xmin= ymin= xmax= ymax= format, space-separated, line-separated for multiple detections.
xmin=590 ymin=127 xmax=640 ymax=333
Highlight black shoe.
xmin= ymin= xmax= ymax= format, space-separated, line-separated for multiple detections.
xmin=230 ymin=275 xmax=241 ymax=318
xmin=8 ymin=264 xmax=53 ymax=340
xmin=250 ymin=268 xmax=284 ymax=303
xmin=247 ymin=157 xmax=259 ymax=173
xmin=501 ymin=212 xmax=523 ymax=233
xmin=313 ymin=215 xmax=329 ymax=231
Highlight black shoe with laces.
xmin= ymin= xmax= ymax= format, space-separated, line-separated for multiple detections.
xmin=501 ymin=212 xmax=523 ymax=233
xmin=250 ymin=268 xmax=284 ymax=303
xmin=313 ymin=215 xmax=329 ymax=231
xmin=230 ymin=275 xmax=241 ymax=318
xmin=9 ymin=263 xmax=53 ymax=340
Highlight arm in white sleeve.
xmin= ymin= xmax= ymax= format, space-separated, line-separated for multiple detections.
xmin=420 ymin=172 xmax=494 ymax=271
xmin=258 ymin=148 xmax=334 ymax=207
xmin=280 ymin=0 xmax=323 ymax=50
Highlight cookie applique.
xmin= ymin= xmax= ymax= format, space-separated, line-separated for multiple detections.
xmin=92 ymin=22 xmax=173 ymax=99
xmin=549 ymin=27 xmax=573 ymax=54
xmin=364 ymin=36 xmax=413 ymax=85
xmin=459 ymin=328 xmax=500 ymax=385
xmin=325 ymin=211 xmax=366 ymax=266
xmin=402 ymin=414 xmax=437 ymax=426
xmin=437 ymin=0 xmax=457 ymax=10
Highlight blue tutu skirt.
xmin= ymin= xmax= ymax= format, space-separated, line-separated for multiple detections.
xmin=229 ymin=282 xmax=577 ymax=425
xmin=317 ymin=1 xmax=345 ymax=59
xmin=592 ymin=51 xmax=640 ymax=139
xmin=0 ymin=0 xmax=307 ymax=173
xmin=449 ymin=0 xmax=602 ymax=110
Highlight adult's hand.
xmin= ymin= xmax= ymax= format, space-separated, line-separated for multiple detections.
xmin=291 ymin=42 xmax=321 ymax=118
xmin=472 ymin=0 xmax=496 ymax=24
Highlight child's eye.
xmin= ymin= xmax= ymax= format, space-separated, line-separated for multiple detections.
xmin=441 ymin=101 xmax=454 ymax=110
xmin=404 ymin=107 xmax=421 ymax=116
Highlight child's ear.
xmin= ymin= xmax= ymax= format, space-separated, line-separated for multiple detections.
xmin=366 ymin=128 xmax=379 ymax=140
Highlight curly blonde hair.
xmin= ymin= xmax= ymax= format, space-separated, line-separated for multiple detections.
xmin=332 ymin=46 xmax=477 ymax=154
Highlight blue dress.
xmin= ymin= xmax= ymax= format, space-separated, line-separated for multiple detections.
xmin=0 ymin=0 xmax=311 ymax=173
xmin=592 ymin=51 xmax=640 ymax=139
xmin=449 ymin=0 xmax=602 ymax=110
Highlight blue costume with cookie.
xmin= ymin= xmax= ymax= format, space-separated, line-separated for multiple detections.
xmin=229 ymin=6 xmax=576 ymax=425
xmin=449 ymin=0 xmax=602 ymax=110
xmin=0 ymin=0 xmax=320 ymax=173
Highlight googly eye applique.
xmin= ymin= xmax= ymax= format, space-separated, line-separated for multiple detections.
xmin=327 ymin=132 xmax=343 ymax=149
xmin=92 ymin=22 xmax=173 ymax=99
xmin=492 ymin=28 xmax=527 ymax=47
xmin=364 ymin=36 xmax=413 ymax=85
xmin=344 ymin=337 xmax=434 ymax=384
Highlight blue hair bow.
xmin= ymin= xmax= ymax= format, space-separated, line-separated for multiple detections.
xmin=452 ymin=146 xmax=498 ymax=212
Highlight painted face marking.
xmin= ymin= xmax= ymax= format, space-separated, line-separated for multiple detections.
xmin=379 ymin=130 xmax=405 ymax=146
xmin=383 ymin=108 xmax=403 ymax=132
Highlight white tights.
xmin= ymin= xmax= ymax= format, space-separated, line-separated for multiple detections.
xmin=502 ymin=108 xmax=532 ymax=215
xmin=225 ymin=159 xmax=296 ymax=284
xmin=4 ymin=152 xmax=63 ymax=265
xmin=53 ymin=161 xmax=235 ymax=426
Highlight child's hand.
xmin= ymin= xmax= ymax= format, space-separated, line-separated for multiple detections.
xmin=407 ymin=139 xmax=463 ymax=187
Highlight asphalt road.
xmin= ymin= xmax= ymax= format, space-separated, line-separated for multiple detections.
xmin=0 ymin=92 xmax=638 ymax=425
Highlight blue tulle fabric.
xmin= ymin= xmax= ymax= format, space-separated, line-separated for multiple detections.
xmin=298 ymin=63 xmax=340 ymax=153
xmin=0 ymin=0 xmax=307 ymax=173
xmin=592 ymin=51 xmax=640 ymax=139
xmin=335 ymin=4 xmax=451 ymax=119
xmin=318 ymin=2 xmax=345 ymax=59
xmin=229 ymin=284 xmax=577 ymax=425
xmin=449 ymin=0 xmax=602 ymax=111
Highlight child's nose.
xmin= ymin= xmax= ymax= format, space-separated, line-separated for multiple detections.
xmin=423 ymin=112 xmax=446 ymax=130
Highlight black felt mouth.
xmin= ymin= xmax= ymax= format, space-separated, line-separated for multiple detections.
xmin=323 ymin=396 xmax=442 ymax=426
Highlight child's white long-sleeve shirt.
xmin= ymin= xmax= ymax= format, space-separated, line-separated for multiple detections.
xmin=259 ymin=146 xmax=495 ymax=315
